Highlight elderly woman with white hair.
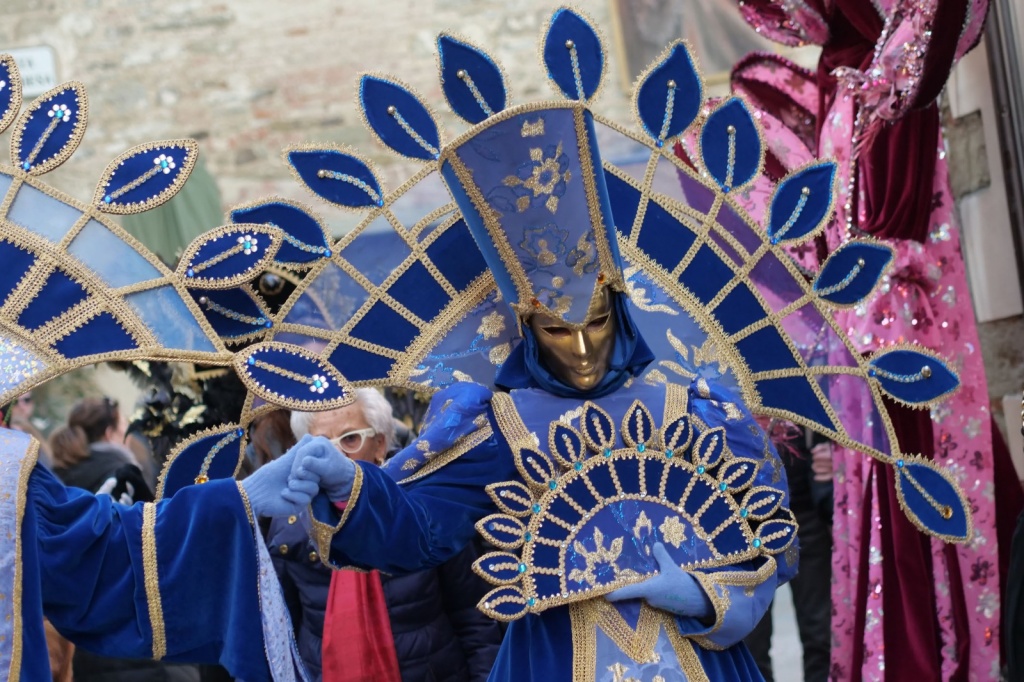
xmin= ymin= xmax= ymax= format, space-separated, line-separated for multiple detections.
xmin=264 ymin=389 xmax=503 ymax=682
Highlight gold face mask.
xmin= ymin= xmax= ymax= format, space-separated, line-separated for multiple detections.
xmin=527 ymin=289 xmax=616 ymax=392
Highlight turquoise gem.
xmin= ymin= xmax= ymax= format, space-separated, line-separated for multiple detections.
xmin=265 ymin=320 xmax=273 ymax=328
xmin=637 ymin=443 xmax=646 ymax=453
xmin=573 ymin=462 xmax=583 ymax=471
xmin=603 ymin=448 xmax=612 ymax=458
xmin=161 ymin=159 xmax=168 ymax=167
xmin=186 ymin=268 xmax=195 ymax=277
xmin=697 ymin=466 xmax=705 ymax=474
xmin=518 ymin=563 xmax=527 ymax=573
xmin=548 ymin=480 xmax=557 ymax=490
xmin=524 ymin=532 xmax=532 ymax=542
xmin=247 ymin=356 xmax=255 ymax=365
xmin=324 ymin=250 xmax=332 ymax=257
xmin=103 ymin=195 xmax=112 ymax=203
xmin=752 ymin=538 xmax=761 ymax=548
xmin=532 ymin=503 xmax=541 ymax=513
xmin=740 ymin=508 xmax=748 ymax=517
xmin=22 ymin=162 xmax=29 ymax=170
xmin=55 ymin=109 xmax=63 ymax=118
xmin=528 ymin=597 xmax=536 ymax=607
xmin=719 ymin=482 xmax=727 ymax=491
xmin=896 ymin=459 xmax=904 ymax=468
xmin=314 ymin=379 xmax=322 ymax=388
xmin=665 ymin=449 xmax=673 ymax=457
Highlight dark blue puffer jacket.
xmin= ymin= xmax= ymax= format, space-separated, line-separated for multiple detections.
xmin=267 ymin=513 xmax=503 ymax=682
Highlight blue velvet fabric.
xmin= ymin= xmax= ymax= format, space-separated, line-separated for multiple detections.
xmin=813 ymin=240 xmax=893 ymax=306
xmin=438 ymin=34 xmax=507 ymax=124
xmin=232 ymin=200 xmax=333 ymax=263
xmin=314 ymin=378 xmax=792 ymax=682
xmin=285 ymin=150 xmax=383 ymax=209
xmin=359 ymin=75 xmax=440 ymax=161
xmin=16 ymin=86 xmax=81 ymax=171
xmin=634 ymin=41 xmax=702 ymax=145
xmin=494 ymin=291 xmax=654 ymax=399
xmin=101 ymin=143 xmax=189 ymax=208
xmin=19 ymin=466 xmax=271 ymax=680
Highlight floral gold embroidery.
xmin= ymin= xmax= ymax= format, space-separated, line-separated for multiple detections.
xmin=659 ymin=516 xmax=687 ymax=548
xmin=477 ymin=310 xmax=506 ymax=339
xmin=633 ymin=510 xmax=653 ymax=541
xmin=569 ymin=527 xmax=623 ymax=586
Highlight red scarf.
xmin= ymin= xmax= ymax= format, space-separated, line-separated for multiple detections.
xmin=321 ymin=504 xmax=401 ymax=682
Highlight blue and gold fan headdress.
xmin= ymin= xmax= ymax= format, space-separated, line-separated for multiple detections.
xmin=0 ymin=9 xmax=970 ymax=545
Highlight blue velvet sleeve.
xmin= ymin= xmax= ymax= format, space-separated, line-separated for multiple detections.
xmin=29 ymin=464 xmax=271 ymax=681
xmin=309 ymin=382 xmax=518 ymax=574
xmin=678 ymin=379 xmax=797 ymax=649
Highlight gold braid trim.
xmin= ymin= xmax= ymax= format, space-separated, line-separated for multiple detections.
xmin=396 ymin=424 xmax=493 ymax=485
xmin=235 ymin=481 xmax=255 ymax=526
xmin=688 ymin=555 xmax=776 ymax=651
xmin=9 ymin=437 xmax=40 ymax=682
xmin=141 ymin=503 xmax=166 ymax=660
xmin=310 ymin=464 xmax=365 ymax=569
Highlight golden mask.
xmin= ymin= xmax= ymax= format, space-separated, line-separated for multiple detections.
xmin=528 ymin=288 xmax=616 ymax=391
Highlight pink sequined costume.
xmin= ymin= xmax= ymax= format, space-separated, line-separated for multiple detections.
xmin=727 ymin=1 xmax=1023 ymax=680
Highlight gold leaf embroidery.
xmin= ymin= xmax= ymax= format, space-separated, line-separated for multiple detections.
xmin=476 ymin=310 xmax=506 ymax=340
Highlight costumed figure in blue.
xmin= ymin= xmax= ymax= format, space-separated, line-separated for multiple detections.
xmin=0 ymin=7 xmax=976 ymax=682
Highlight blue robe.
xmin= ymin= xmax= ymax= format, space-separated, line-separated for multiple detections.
xmin=310 ymin=378 xmax=797 ymax=682
xmin=0 ymin=428 xmax=276 ymax=682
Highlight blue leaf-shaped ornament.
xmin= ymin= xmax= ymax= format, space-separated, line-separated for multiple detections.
xmin=622 ymin=400 xmax=656 ymax=448
xmin=692 ymin=426 xmax=726 ymax=469
xmin=192 ymin=287 xmax=273 ymax=341
xmin=549 ymin=423 xmax=585 ymax=468
xmin=476 ymin=513 xmax=525 ymax=550
xmin=813 ymin=240 xmax=893 ymax=306
xmin=11 ymin=81 xmax=88 ymax=175
xmin=581 ymin=402 xmax=615 ymax=453
xmin=754 ymin=516 xmax=798 ymax=553
xmin=699 ymin=98 xmax=762 ymax=192
xmin=767 ymin=161 xmax=837 ymax=244
xmin=893 ymin=457 xmax=970 ymax=542
xmin=156 ymin=425 xmax=245 ymax=501
xmin=661 ymin=414 xmax=694 ymax=456
xmin=486 ymin=480 xmax=535 ymax=517
xmin=634 ymin=41 xmax=702 ymax=146
xmin=868 ymin=348 xmax=959 ymax=406
xmin=717 ymin=458 xmax=759 ymax=492
xmin=0 ymin=54 xmax=23 ymax=135
xmin=285 ymin=147 xmax=384 ymax=210
xmin=235 ymin=341 xmax=354 ymax=411
xmin=543 ymin=8 xmax=604 ymax=102
xmin=739 ymin=486 xmax=783 ymax=521
xmin=478 ymin=585 xmax=529 ymax=621
xmin=438 ymin=34 xmax=507 ymax=124
xmin=473 ymin=551 xmax=527 ymax=585
xmin=515 ymin=448 xmax=556 ymax=491
xmin=231 ymin=199 xmax=332 ymax=266
xmin=178 ymin=224 xmax=282 ymax=289
xmin=360 ymin=75 xmax=440 ymax=161
xmin=94 ymin=140 xmax=199 ymax=214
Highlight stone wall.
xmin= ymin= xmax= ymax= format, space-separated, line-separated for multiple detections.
xmin=0 ymin=0 xmax=640 ymax=229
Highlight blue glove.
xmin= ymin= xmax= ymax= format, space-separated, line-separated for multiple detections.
xmin=606 ymin=543 xmax=713 ymax=619
xmin=289 ymin=435 xmax=356 ymax=502
xmin=242 ymin=435 xmax=316 ymax=517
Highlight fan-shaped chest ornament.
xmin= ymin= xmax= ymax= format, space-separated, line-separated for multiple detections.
xmin=473 ymin=387 xmax=793 ymax=621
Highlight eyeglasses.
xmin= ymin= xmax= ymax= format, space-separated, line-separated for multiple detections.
xmin=329 ymin=428 xmax=377 ymax=454
xmin=16 ymin=395 xmax=31 ymax=405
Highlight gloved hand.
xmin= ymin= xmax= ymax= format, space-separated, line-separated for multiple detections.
xmin=242 ymin=435 xmax=314 ymax=517
xmin=606 ymin=543 xmax=713 ymax=619
xmin=289 ymin=435 xmax=356 ymax=502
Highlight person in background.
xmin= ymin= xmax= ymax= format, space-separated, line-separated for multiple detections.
xmin=49 ymin=396 xmax=200 ymax=682
xmin=744 ymin=424 xmax=833 ymax=682
xmin=9 ymin=391 xmax=53 ymax=468
xmin=267 ymin=388 xmax=503 ymax=682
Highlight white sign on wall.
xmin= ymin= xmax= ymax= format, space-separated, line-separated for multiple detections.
xmin=3 ymin=46 xmax=59 ymax=98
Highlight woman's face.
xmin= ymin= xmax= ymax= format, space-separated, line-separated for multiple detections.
xmin=310 ymin=403 xmax=387 ymax=465
xmin=527 ymin=288 xmax=616 ymax=391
